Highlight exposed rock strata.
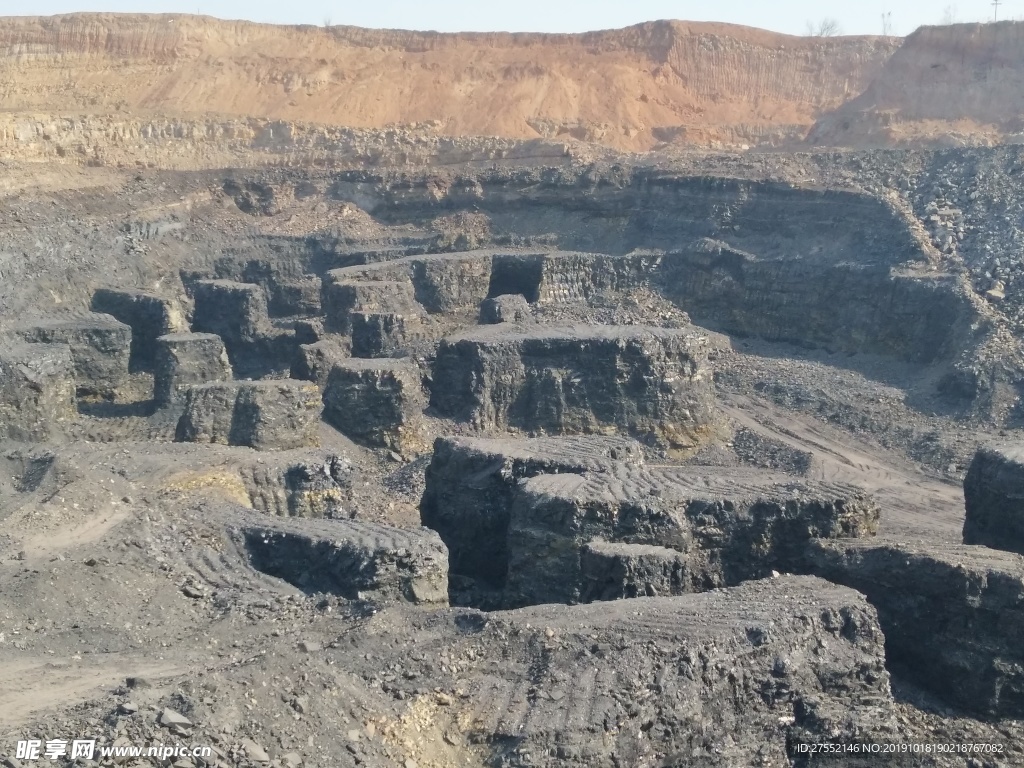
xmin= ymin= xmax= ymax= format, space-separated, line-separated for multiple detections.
xmin=421 ymin=435 xmax=642 ymax=583
xmin=430 ymin=325 xmax=716 ymax=446
xmin=14 ymin=314 xmax=131 ymax=396
xmin=153 ymin=332 xmax=232 ymax=407
xmin=505 ymin=465 xmax=880 ymax=606
xmin=176 ymin=380 xmax=321 ymax=451
xmin=808 ymin=538 xmax=1024 ymax=717
xmin=0 ymin=342 xmax=75 ymax=441
xmin=963 ymin=443 xmax=1024 ymax=555
xmin=240 ymin=514 xmax=448 ymax=606
xmin=91 ymin=288 xmax=184 ymax=371
xmin=321 ymin=358 xmax=426 ymax=452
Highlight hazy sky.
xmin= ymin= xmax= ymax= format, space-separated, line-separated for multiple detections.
xmin=7 ymin=1 xmax=1018 ymax=36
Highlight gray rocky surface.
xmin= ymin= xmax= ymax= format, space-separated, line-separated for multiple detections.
xmin=176 ymin=379 xmax=321 ymax=450
xmin=578 ymin=541 xmax=693 ymax=601
xmin=13 ymin=313 xmax=131 ymax=396
xmin=153 ymin=332 xmax=232 ymax=407
xmin=322 ymin=358 xmax=426 ymax=452
xmin=292 ymin=337 xmax=352 ymax=388
xmin=963 ymin=443 xmax=1024 ymax=555
xmin=191 ymin=279 xmax=271 ymax=346
xmin=0 ymin=342 xmax=75 ymax=441
xmin=479 ymin=293 xmax=531 ymax=324
xmin=238 ymin=511 xmax=448 ymax=606
xmin=420 ymin=435 xmax=643 ymax=584
xmin=9 ymin=143 xmax=1024 ymax=766
xmin=505 ymin=464 xmax=880 ymax=607
xmin=90 ymin=288 xmax=185 ymax=370
xmin=350 ymin=309 xmax=424 ymax=358
xmin=809 ymin=538 xmax=1024 ymax=718
xmin=430 ymin=324 xmax=716 ymax=447
xmin=460 ymin=575 xmax=894 ymax=767
xmin=321 ymin=278 xmax=418 ymax=334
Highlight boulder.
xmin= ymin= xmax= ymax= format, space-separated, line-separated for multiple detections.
xmin=479 ymin=294 xmax=531 ymax=324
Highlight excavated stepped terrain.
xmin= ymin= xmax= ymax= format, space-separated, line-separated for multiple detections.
xmin=6 ymin=13 xmax=1024 ymax=768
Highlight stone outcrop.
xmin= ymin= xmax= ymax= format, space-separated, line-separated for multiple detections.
xmin=176 ymin=379 xmax=320 ymax=450
xmin=504 ymin=465 xmax=880 ymax=606
xmin=191 ymin=279 xmax=270 ymax=346
xmin=291 ymin=338 xmax=352 ymax=389
xmin=240 ymin=515 xmax=448 ymax=606
xmin=963 ymin=443 xmax=1024 ymax=555
xmin=479 ymin=293 xmax=531 ymax=324
xmin=0 ymin=342 xmax=75 ymax=441
xmin=15 ymin=314 xmax=131 ymax=396
xmin=190 ymin=279 xmax=297 ymax=376
xmin=578 ymin=541 xmax=695 ymax=602
xmin=90 ymin=288 xmax=184 ymax=370
xmin=350 ymin=310 xmax=424 ymax=358
xmin=421 ymin=435 xmax=642 ymax=583
xmin=421 ymin=435 xmax=878 ymax=604
xmin=321 ymin=358 xmax=425 ymax=452
xmin=808 ymin=538 xmax=1024 ymax=717
xmin=321 ymin=278 xmax=418 ymax=334
xmin=153 ymin=332 xmax=232 ymax=407
xmin=470 ymin=576 xmax=893 ymax=767
xmin=430 ymin=325 xmax=716 ymax=447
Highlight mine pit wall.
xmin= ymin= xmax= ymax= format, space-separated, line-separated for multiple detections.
xmin=332 ymin=169 xmax=979 ymax=366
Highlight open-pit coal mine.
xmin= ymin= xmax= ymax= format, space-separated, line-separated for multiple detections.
xmin=4 ymin=11 xmax=1024 ymax=768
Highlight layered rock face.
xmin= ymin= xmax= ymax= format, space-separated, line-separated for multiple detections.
xmin=963 ymin=443 xmax=1024 ymax=555
xmin=153 ymin=332 xmax=232 ymax=407
xmin=505 ymin=465 xmax=879 ymax=607
xmin=0 ymin=15 xmax=900 ymax=151
xmin=467 ymin=576 xmax=893 ymax=767
xmin=239 ymin=514 xmax=448 ymax=606
xmin=190 ymin=279 xmax=296 ymax=375
xmin=0 ymin=342 xmax=75 ymax=441
xmin=14 ymin=314 xmax=131 ymax=396
xmin=808 ymin=539 xmax=1024 ymax=717
xmin=321 ymin=358 xmax=426 ymax=451
xmin=421 ymin=436 xmax=642 ymax=583
xmin=809 ymin=22 xmax=1024 ymax=147
xmin=191 ymin=279 xmax=270 ymax=347
xmin=175 ymin=380 xmax=321 ymax=450
xmin=421 ymin=436 xmax=878 ymax=602
xmin=91 ymin=288 xmax=184 ymax=370
xmin=430 ymin=325 xmax=716 ymax=446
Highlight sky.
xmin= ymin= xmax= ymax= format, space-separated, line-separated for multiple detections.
xmin=3 ymin=0 xmax=1018 ymax=36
